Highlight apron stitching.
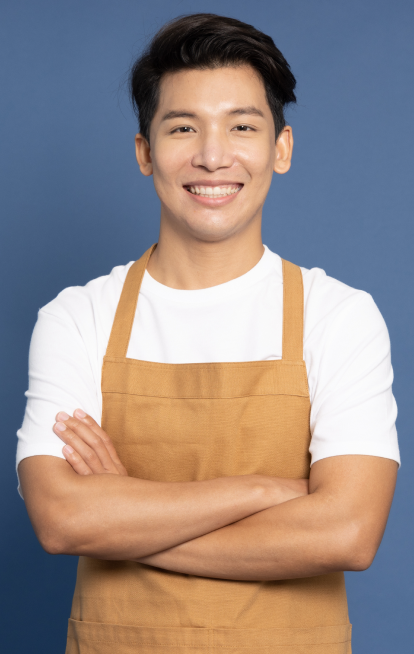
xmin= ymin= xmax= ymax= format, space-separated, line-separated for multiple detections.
xmin=101 ymin=392 xmax=310 ymax=399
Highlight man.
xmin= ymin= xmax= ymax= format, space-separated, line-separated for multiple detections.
xmin=17 ymin=13 xmax=399 ymax=654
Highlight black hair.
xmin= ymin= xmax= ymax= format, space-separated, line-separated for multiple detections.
xmin=129 ymin=14 xmax=296 ymax=142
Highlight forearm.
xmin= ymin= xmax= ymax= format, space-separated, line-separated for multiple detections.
xmin=70 ymin=474 xmax=269 ymax=560
xmin=138 ymin=493 xmax=367 ymax=580
xmin=138 ymin=456 xmax=397 ymax=581
xmin=20 ymin=457 xmax=306 ymax=560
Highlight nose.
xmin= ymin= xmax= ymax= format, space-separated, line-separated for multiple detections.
xmin=191 ymin=129 xmax=234 ymax=171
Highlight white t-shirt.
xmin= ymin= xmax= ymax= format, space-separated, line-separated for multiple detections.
xmin=16 ymin=246 xmax=400 ymax=490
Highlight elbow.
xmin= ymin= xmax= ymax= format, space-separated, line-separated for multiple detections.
xmin=34 ymin=502 xmax=81 ymax=556
xmin=340 ymin=522 xmax=378 ymax=572
xmin=20 ymin=459 xmax=89 ymax=556
xmin=345 ymin=547 xmax=376 ymax=572
xmin=37 ymin=516 xmax=73 ymax=555
xmin=38 ymin=529 xmax=67 ymax=556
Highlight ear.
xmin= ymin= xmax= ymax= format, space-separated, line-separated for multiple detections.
xmin=273 ymin=126 xmax=293 ymax=175
xmin=135 ymin=134 xmax=153 ymax=176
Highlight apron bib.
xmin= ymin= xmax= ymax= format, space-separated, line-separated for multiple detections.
xmin=66 ymin=245 xmax=352 ymax=653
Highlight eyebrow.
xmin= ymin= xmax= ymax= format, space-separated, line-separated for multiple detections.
xmin=228 ymin=106 xmax=264 ymax=118
xmin=161 ymin=111 xmax=197 ymax=122
xmin=161 ymin=106 xmax=265 ymax=122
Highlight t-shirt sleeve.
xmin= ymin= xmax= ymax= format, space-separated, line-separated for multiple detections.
xmin=16 ymin=293 xmax=102 ymax=495
xmin=306 ymin=279 xmax=400 ymax=467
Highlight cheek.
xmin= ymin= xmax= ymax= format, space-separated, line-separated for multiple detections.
xmin=237 ymin=142 xmax=274 ymax=179
xmin=152 ymin=141 xmax=189 ymax=189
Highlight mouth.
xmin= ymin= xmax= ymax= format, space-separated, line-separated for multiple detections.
xmin=184 ymin=183 xmax=243 ymax=199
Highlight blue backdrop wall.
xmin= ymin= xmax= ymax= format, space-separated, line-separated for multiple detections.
xmin=1 ymin=1 xmax=413 ymax=651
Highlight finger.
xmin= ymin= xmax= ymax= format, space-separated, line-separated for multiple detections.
xmin=62 ymin=444 xmax=93 ymax=476
xmin=73 ymin=410 xmax=128 ymax=475
xmin=55 ymin=411 xmax=127 ymax=476
xmin=68 ymin=413 xmax=127 ymax=475
xmin=53 ymin=420 xmax=116 ymax=475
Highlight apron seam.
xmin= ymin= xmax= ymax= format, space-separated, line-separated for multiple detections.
xmin=101 ymin=392 xmax=310 ymax=399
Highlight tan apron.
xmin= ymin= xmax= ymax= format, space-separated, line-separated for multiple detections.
xmin=66 ymin=245 xmax=352 ymax=654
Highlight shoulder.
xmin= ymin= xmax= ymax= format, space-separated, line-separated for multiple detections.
xmin=266 ymin=248 xmax=387 ymax=341
xmin=38 ymin=261 xmax=135 ymax=334
xmin=300 ymin=264 xmax=388 ymax=346
xmin=29 ymin=261 xmax=136 ymax=368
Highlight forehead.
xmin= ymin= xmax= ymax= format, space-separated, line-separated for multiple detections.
xmin=155 ymin=65 xmax=271 ymax=119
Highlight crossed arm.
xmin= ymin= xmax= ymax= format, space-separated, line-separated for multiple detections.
xmin=19 ymin=410 xmax=398 ymax=581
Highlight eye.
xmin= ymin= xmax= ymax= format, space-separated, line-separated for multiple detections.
xmin=232 ymin=125 xmax=254 ymax=132
xmin=171 ymin=126 xmax=195 ymax=133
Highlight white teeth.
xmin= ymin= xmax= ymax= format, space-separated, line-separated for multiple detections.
xmin=187 ymin=185 xmax=241 ymax=197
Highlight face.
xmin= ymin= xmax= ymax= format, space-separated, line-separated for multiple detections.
xmin=136 ymin=65 xmax=293 ymax=243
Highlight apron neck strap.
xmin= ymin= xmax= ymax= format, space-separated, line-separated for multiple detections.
xmin=105 ymin=246 xmax=303 ymax=362
xmin=105 ymin=244 xmax=157 ymax=358
xmin=281 ymin=259 xmax=304 ymax=361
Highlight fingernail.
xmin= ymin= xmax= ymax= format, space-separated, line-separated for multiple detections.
xmin=75 ymin=409 xmax=86 ymax=419
xmin=57 ymin=411 xmax=69 ymax=421
xmin=55 ymin=422 xmax=66 ymax=432
xmin=63 ymin=445 xmax=74 ymax=455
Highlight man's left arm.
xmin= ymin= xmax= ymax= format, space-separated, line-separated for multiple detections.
xmin=137 ymin=454 xmax=397 ymax=580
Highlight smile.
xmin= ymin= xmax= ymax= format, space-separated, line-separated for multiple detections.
xmin=185 ymin=184 xmax=242 ymax=198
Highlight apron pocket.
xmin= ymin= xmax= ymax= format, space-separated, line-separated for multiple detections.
xmin=66 ymin=619 xmax=352 ymax=654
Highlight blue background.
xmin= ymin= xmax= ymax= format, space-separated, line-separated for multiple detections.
xmin=1 ymin=0 xmax=413 ymax=651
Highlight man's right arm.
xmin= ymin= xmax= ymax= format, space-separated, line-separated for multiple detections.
xmin=19 ymin=454 xmax=307 ymax=560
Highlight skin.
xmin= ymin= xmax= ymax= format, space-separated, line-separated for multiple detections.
xmin=19 ymin=65 xmax=398 ymax=579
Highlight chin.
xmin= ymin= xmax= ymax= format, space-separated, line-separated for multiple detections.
xmin=183 ymin=218 xmax=245 ymax=243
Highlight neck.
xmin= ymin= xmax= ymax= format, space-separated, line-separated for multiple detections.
xmin=146 ymin=219 xmax=264 ymax=291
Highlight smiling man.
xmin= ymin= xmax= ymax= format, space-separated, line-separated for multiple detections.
xmin=17 ymin=13 xmax=399 ymax=654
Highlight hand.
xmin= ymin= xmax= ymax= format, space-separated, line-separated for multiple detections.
xmin=53 ymin=409 xmax=128 ymax=477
